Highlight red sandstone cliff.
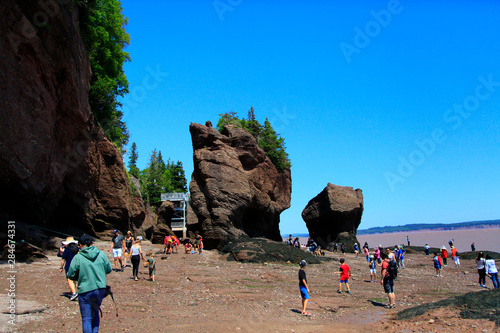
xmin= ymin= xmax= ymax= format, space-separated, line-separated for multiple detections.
xmin=0 ymin=0 xmax=144 ymax=236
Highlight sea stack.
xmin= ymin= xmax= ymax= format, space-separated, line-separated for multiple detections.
xmin=187 ymin=122 xmax=292 ymax=249
xmin=302 ymin=183 xmax=363 ymax=251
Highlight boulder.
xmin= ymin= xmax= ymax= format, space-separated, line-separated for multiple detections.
xmin=302 ymin=183 xmax=363 ymax=252
xmin=188 ymin=122 xmax=291 ymax=249
xmin=0 ymin=1 xmax=145 ymax=236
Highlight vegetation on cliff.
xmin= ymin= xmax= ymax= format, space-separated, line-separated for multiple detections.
xmin=128 ymin=143 xmax=187 ymax=205
xmin=77 ymin=0 xmax=131 ymax=151
xmin=216 ymin=108 xmax=291 ymax=171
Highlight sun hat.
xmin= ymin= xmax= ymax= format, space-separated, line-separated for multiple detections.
xmin=299 ymin=260 xmax=308 ymax=267
xmin=62 ymin=237 xmax=77 ymax=246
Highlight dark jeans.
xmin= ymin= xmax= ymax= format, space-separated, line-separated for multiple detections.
xmin=78 ymin=288 xmax=106 ymax=333
xmin=478 ymin=268 xmax=486 ymax=285
xmin=131 ymin=254 xmax=140 ymax=278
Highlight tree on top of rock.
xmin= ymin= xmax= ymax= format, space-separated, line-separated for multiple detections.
xmin=78 ymin=0 xmax=131 ymax=152
xmin=127 ymin=142 xmax=140 ymax=178
xmin=216 ymin=108 xmax=291 ymax=171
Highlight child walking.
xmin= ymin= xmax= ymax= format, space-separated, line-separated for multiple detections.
xmin=146 ymin=253 xmax=156 ymax=282
xmin=298 ymin=260 xmax=311 ymax=316
xmin=433 ymin=252 xmax=443 ymax=277
xmin=369 ymin=255 xmax=377 ymax=282
xmin=336 ymin=258 xmax=352 ymax=294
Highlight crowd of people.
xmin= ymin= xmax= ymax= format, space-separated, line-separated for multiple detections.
xmin=59 ymin=231 xmax=499 ymax=329
xmin=294 ymin=235 xmax=499 ymax=316
xmin=57 ymin=229 xmax=203 ymax=332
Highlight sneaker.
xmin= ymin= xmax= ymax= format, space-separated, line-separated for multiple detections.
xmin=121 ymin=266 xmax=124 ymax=272
xmin=337 ymin=290 xmax=342 ymax=294
xmin=347 ymin=291 xmax=351 ymax=294
xmin=70 ymin=293 xmax=78 ymax=301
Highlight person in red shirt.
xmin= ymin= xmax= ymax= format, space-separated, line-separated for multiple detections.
xmin=441 ymin=246 xmax=448 ymax=267
xmin=335 ymin=258 xmax=352 ymax=294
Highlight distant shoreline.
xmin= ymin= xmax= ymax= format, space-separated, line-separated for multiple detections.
xmin=358 ymin=225 xmax=500 ymax=236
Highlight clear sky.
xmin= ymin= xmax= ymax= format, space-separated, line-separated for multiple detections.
xmin=119 ymin=0 xmax=500 ymax=234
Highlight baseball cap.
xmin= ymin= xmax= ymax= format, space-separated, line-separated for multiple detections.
xmin=113 ymin=229 xmax=119 ymax=234
xmin=299 ymin=260 xmax=308 ymax=267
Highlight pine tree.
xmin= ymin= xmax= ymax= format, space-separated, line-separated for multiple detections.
xmin=128 ymin=142 xmax=140 ymax=178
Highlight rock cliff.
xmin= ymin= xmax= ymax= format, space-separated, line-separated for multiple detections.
xmin=0 ymin=0 xmax=144 ymax=236
xmin=188 ymin=122 xmax=291 ymax=249
xmin=302 ymin=183 xmax=363 ymax=251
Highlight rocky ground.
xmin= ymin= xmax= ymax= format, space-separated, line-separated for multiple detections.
xmin=1 ymin=242 xmax=499 ymax=333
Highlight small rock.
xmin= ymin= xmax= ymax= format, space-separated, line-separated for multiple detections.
xmin=428 ymin=319 xmax=435 ymax=324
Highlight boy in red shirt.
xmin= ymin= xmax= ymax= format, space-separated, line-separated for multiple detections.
xmin=335 ymin=258 xmax=352 ymax=294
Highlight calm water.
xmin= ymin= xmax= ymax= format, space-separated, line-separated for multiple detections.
xmin=286 ymin=228 xmax=500 ymax=253
xmin=357 ymin=228 xmax=500 ymax=253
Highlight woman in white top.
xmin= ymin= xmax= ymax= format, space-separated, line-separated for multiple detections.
xmin=475 ymin=252 xmax=487 ymax=288
xmin=485 ymin=254 xmax=499 ymax=289
xmin=130 ymin=237 xmax=145 ymax=281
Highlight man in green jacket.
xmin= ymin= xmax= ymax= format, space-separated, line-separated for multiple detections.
xmin=68 ymin=234 xmax=112 ymax=333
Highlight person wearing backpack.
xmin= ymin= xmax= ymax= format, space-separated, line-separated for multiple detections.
xmin=380 ymin=250 xmax=396 ymax=309
xmin=433 ymin=252 xmax=443 ymax=277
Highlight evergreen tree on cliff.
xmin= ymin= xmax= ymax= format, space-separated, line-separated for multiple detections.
xmin=216 ymin=109 xmax=291 ymax=171
xmin=128 ymin=142 xmax=140 ymax=178
xmin=78 ymin=0 xmax=131 ymax=151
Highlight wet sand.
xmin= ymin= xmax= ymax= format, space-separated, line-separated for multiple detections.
xmin=287 ymin=228 xmax=500 ymax=253
xmin=358 ymin=227 xmax=500 ymax=252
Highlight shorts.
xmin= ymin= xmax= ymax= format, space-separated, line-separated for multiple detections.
xmin=65 ymin=269 xmax=70 ymax=278
xmin=339 ymin=279 xmax=349 ymax=284
xmin=112 ymin=248 xmax=122 ymax=258
xmin=300 ymin=286 xmax=309 ymax=299
xmin=149 ymin=268 xmax=156 ymax=276
xmin=383 ymin=278 xmax=394 ymax=293
xmin=370 ymin=268 xmax=377 ymax=274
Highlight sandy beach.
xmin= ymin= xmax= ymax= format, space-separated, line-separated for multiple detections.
xmin=2 ymin=240 xmax=499 ymax=333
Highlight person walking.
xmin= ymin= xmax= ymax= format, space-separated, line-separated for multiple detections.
xmin=407 ymin=236 xmax=410 ymax=247
xmin=335 ymin=258 xmax=352 ymax=294
xmin=471 ymin=242 xmax=476 ymax=252
xmin=476 ymin=252 xmax=487 ymax=288
xmin=67 ymin=234 xmax=112 ymax=333
xmin=380 ymin=251 xmax=396 ymax=309
xmin=364 ymin=245 xmax=370 ymax=262
xmin=440 ymin=246 xmax=448 ymax=267
xmin=424 ymin=244 xmax=430 ymax=256
xmin=298 ymin=260 xmax=311 ymax=316
xmin=130 ymin=236 xmax=145 ymax=281
xmin=398 ymin=246 xmax=406 ymax=269
xmin=433 ymin=252 xmax=443 ymax=277
xmin=110 ymin=229 xmax=125 ymax=272
xmin=451 ymin=246 xmax=460 ymax=267
xmin=485 ymin=254 xmax=499 ymax=289
xmin=60 ymin=237 xmax=79 ymax=301
xmin=124 ymin=231 xmax=134 ymax=267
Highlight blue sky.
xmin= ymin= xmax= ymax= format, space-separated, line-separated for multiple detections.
xmin=119 ymin=0 xmax=500 ymax=233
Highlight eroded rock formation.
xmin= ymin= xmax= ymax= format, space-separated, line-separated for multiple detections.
xmin=0 ymin=1 xmax=144 ymax=236
xmin=188 ymin=122 xmax=291 ymax=249
xmin=302 ymin=183 xmax=363 ymax=251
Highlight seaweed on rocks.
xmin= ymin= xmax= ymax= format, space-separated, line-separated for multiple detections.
xmin=220 ymin=236 xmax=333 ymax=264
xmin=396 ymin=288 xmax=500 ymax=326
